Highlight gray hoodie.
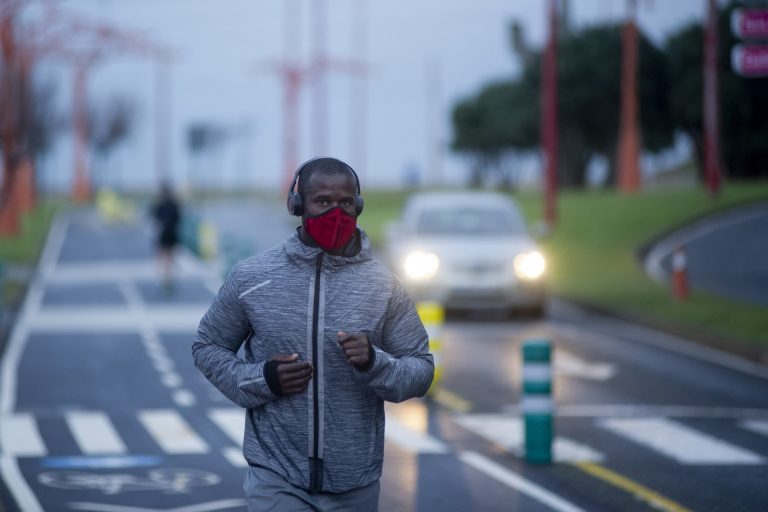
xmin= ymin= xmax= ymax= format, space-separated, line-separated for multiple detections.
xmin=192 ymin=229 xmax=434 ymax=493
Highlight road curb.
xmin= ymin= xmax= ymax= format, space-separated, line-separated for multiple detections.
xmin=555 ymin=297 xmax=768 ymax=367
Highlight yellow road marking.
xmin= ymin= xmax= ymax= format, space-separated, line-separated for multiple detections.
xmin=431 ymin=388 xmax=471 ymax=414
xmin=573 ymin=461 xmax=692 ymax=512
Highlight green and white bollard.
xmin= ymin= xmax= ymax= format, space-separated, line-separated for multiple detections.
xmin=522 ymin=339 xmax=553 ymax=464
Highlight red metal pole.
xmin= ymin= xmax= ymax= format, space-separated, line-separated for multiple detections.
xmin=703 ymin=0 xmax=722 ymax=197
xmin=541 ymin=0 xmax=559 ymax=226
xmin=72 ymin=63 xmax=91 ymax=202
xmin=282 ymin=0 xmax=301 ymax=190
xmin=350 ymin=0 xmax=367 ymax=179
xmin=155 ymin=55 xmax=172 ymax=186
xmin=312 ymin=0 xmax=328 ymax=155
xmin=617 ymin=0 xmax=641 ymax=193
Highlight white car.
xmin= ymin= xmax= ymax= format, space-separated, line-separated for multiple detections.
xmin=385 ymin=191 xmax=547 ymax=316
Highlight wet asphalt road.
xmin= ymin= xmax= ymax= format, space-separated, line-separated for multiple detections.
xmin=0 ymin=201 xmax=767 ymax=511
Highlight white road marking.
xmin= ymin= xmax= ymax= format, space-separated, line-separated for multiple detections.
xmin=65 ymin=411 xmax=127 ymax=455
xmin=455 ymin=414 xmax=603 ymax=463
xmin=553 ymin=314 xmax=768 ymax=381
xmin=644 ymin=207 xmax=768 ymax=284
xmin=68 ymin=499 xmax=247 ymax=512
xmin=160 ymin=373 xmax=183 ymax=388
xmin=0 ymin=215 xmax=67 ymax=512
xmin=49 ymin=260 xmax=210 ymax=284
xmin=600 ymin=417 xmax=765 ymax=465
xmin=554 ymin=350 xmax=616 ymax=381
xmin=742 ymin=420 xmax=768 ymax=437
xmin=208 ymin=408 xmax=244 ymax=446
xmin=460 ymin=451 xmax=586 ymax=512
xmin=222 ymin=447 xmax=248 ymax=468
xmin=501 ymin=403 xmax=768 ymax=419
xmin=138 ymin=410 xmax=208 ymax=454
xmin=0 ymin=414 xmax=47 ymax=456
xmin=0 ymin=456 xmax=43 ymax=511
xmin=28 ymin=305 xmax=208 ymax=332
xmin=172 ymin=390 xmax=197 ymax=408
xmin=384 ymin=416 xmax=449 ymax=454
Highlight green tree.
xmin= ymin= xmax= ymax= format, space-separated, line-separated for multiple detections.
xmin=666 ymin=1 xmax=768 ymax=180
xmin=451 ymin=23 xmax=674 ymax=188
xmin=451 ymin=80 xmax=537 ymax=186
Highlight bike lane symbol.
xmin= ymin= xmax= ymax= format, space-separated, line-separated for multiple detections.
xmin=38 ymin=468 xmax=221 ymax=495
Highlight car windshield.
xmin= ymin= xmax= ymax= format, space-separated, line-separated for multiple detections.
xmin=416 ymin=207 xmax=526 ymax=235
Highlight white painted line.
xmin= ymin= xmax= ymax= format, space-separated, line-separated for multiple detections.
xmin=0 ymin=414 xmax=47 ymax=456
xmin=0 ymin=214 xmax=66 ymax=512
xmin=460 ymin=451 xmax=586 ymax=512
xmin=161 ymin=373 xmax=183 ymax=388
xmin=384 ymin=416 xmax=449 ymax=454
xmin=0 ymin=455 xmax=43 ymax=512
xmin=553 ymin=320 xmax=768 ymax=381
xmin=0 ymin=214 xmax=68 ymax=414
xmin=65 ymin=411 xmax=127 ymax=455
xmin=501 ymin=403 xmax=768 ymax=419
xmin=554 ymin=350 xmax=615 ymax=381
xmin=644 ymin=207 xmax=768 ymax=284
xmin=172 ymin=390 xmax=197 ymax=408
xmin=27 ymin=305 xmax=208 ymax=332
xmin=208 ymin=408 xmax=245 ymax=446
xmin=222 ymin=447 xmax=248 ymax=468
xmin=138 ymin=410 xmax=208 ymax=454
xmin=742 ymin=420 xmax=768 ymax=437
xmin=151 ymin=356 xmax=175 ymax=374
xmin=68 ymin=498 xmax=247 ymax=512
xmin=455 ymin=414 xmax=603 ymax=463
xmin=600 ymin=417 xmax=765 ymax=465
xmin=49 ymin=260 xmax=211 ymax=284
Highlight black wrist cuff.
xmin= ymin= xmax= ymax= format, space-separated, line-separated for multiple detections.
xmin=355 ymin=343 xmax=376 ymax=372
xmin=264 ymin=360 xmax=283 ymax=395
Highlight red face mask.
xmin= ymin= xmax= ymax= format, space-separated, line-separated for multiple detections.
xmin=305 ymin=207 xmax=357 ymax=251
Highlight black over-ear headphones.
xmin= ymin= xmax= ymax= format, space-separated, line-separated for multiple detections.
xmin=286 ymin=157 xmax=364 ymax=217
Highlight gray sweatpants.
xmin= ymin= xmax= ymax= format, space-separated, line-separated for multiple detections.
xmin=244 ymin=466 xmax=380 ymax=512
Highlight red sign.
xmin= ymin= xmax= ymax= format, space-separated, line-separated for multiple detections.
xmin=731 ymin=44 xmax=768 ymax=77
xmin=731 ymin=9 xmax=768 ymax=39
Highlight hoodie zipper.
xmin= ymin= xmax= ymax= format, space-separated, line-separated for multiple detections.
xmin=309 ymin=252 xmax=323 ymax=493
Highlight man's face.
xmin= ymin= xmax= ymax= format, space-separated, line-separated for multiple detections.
xmin=302 ymin=172 xmax=357 ymax=219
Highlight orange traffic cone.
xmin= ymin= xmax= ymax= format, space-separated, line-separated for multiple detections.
xmin=672 ymin=245 xmax=689 ymax=301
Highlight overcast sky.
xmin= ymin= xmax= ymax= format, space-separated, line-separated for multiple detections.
xmin=40 ymin=0 xmax=707 ymax=193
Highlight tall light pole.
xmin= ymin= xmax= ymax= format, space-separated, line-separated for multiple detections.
xmin=541 ymin=0 xmax=559 ymax=226
xmin=703 ymin=0 xmax=722 ymax=196
xmin=617 ymin=0 xmax=642 ymax=193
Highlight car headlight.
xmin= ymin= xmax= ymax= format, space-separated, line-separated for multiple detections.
xmin=513 ymin=251 xmax=546 ymax=281
xmin=403 ymin=251 xmax=439 ymax=280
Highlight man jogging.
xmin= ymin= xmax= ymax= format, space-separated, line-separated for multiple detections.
xmin=192 ymin=157 xmax=434 ymax=511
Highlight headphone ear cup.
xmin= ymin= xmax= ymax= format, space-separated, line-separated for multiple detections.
xmin=355 ymin=195 xmax=364 ymax=216
xmin=287 ymin=192 xmax=303 ymax=216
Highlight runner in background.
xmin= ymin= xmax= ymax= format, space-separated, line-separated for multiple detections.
xmin=151 ymin=182 xmax=181 ymax=293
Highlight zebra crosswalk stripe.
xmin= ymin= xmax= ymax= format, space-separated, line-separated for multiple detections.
xmin=0 ymin=413 xmax=46 ymax=457
xmin=742 ymin=420 xmax=768 ymax=437
xmin=600 ymin=417 xmax=765 ymax=465
xmin=455 ymin=414 xmax=604 ymax=463
xmin=65 ymin=411 xmax=127 ymax=455
xmin=222 ymin=446 xmax=248 ymax=468
xmin=208 ymin=409 xmax=245 ymax=447
xmin=137 ymin=410 xmax=209 ymax=454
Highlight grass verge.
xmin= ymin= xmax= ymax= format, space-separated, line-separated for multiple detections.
xmin=0 ymin=201 xmax=59 ymax=305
